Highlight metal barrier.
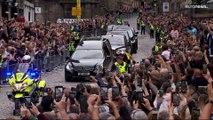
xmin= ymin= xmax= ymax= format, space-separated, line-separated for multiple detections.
xmin=0 ymin=50 xmax=69 ymax=84
xmin=120 ymin=12 xmax=138 ymax=19
xmin=80 ymin=29 xmax=107 ymax=37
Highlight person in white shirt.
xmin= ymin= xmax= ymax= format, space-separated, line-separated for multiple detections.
xmin=170 ymin=26 xmax=179 ymax=39
xmin=161 ymin=45 xmax=171 ymax=61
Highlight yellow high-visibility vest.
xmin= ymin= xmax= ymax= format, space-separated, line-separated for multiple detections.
xmin=137 ymin=17 xmax=140 ymax=24
xmin=117 ymin=18 xmax=122 ymax=25
xmin=73 ymin=32 xmax=80 ymax=41
xmin=157 ymin=27 xmax=161 ymax=32
xmin=125 ymin=52 xmax=132 ymax=60
xmin=69 ymin=42 xmax=75 ymax=51
xmin=150 ymin=24 xmax=154 ymax=30
xmin=154 ymin=45 xmax=159 ymax=52
xmin=71 ymin=26 xmax=74 ymax=31
xmin=114 ymin=62 xmax=127 ymax=73
xmin=101 ymin=23 xmax=105 ymax=29
xmin=159 ymin=45 xmax=162 ymax=50
xmin=140 ymin=20 xmax=145 ymax=26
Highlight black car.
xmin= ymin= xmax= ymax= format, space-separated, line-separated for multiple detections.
xmin=107 ymin=25 xmax=138 ymax=53
xmin=113 ymin=27 xmax=138 ymax=53
xmin=101 ymin=34 xmax=131 ymax=54
xmin=65 ymin=38 xmax=114 ymax=81
xmin=107 ymin=31 xmax=132 ymax=53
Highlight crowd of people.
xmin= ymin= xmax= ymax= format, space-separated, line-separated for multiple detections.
xmin=0 ymin=13 xmax=116 ymax=81
xmin=2 ymin=7 xmax=213 ymax=120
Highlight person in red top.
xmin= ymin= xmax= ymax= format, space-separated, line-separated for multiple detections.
xmin=17 ymin=16 xmax=25 ymax=23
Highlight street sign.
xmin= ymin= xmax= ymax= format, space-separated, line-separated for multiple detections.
xmin=35 ymin=7 xmax=41 ymax=14
xmin=163 ymin=2 xmax=169 ymax=12
xmin=72 ymin=7 xmax=81 ymax=16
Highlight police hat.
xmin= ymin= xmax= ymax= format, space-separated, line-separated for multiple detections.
xmin=115 ymin=55 xmax=124 ymax=60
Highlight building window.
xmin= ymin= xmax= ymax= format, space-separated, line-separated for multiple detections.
xmin=64 ymin=4 xmax=72 ymax=18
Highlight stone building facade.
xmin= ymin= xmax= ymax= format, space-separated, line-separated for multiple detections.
xmin=34 ymin=0 xmax=101 ymax=23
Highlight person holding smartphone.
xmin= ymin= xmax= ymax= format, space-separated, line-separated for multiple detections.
xmin=200 ymin=72 xmax=213 ymax=119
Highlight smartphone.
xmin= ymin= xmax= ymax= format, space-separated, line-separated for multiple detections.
xmin=70 ymin=91 xmax=77 ymax=104
xmin=137 ymin=76 xmax=142 ymax=87
xmin=171 ymin=64 xmax=176 ymax=73
xmin=100 ymin=86 xmax=108 ymax=101
xmin=123 ymin=75 xmax=129 ymax=85
xmin=112 ymin=87 xmax=120 ymax=100
xmin=172 ymin=92 xmax=180 ymax=106
xmin=198 ymin=86 xmax=207 ymax=94
xmin=136 ymin=91 xmax=144 ymax=103
xmin=25 ymin=96 xmax=32 ymax=108
xmin=55 ymin=86 xmax=64 ymax=102
xmin=179 ymin=63 xmax=186 ymax=75
xmin=191 ymin=108 xmax=200 ymax=120
xmin=181 ymin=81 xmax=188 ymax=93
xmin=203 ymin=64 xmax=208 ymax=74
xmin=79 ymin=95 xmax=88 ymax=113
xmin=159 ymin=89 xmax=164 ymax=96
xmin=71 ymin=87 xmax=78 ymax=92
xmin=176 ymin=82 xmax=181 ymax=93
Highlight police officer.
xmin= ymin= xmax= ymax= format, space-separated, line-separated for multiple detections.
xmin=68 ymin=40 xmax=75 ymax=57
xmin=116 ymin=50 xmax=135 ymax=64
xmin=101 ymin=21 xmax=107 ymax=35
xmin=113 ymin=55 xmax=128 ymax=74
xmin=17 ymin=55 xmax=33 ymax=73
xmin=136 ymin=16 xmax=141 ymax=31
xmin=160 ymin=29 xmax=166 ymax=41
xmin=152 ymin=41 xmax=162 ymax=53
xmin=70 ymin=24 xmax=75 ymax=32
xmin=73 ymin=31 xmax=80 ymax=47
xmin=156 ymin=26 xmax=161 ymax=42
xmin=117 ymin=17 xmax=123 ymax=25
xmin=150 ymin=23 xmax=155 ymax=38
xmin=140 ymin=19 xmax=145 ymax=35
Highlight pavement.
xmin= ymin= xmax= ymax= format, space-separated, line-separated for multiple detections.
xmin=0 ymin=15 xmax=155 ymax=119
